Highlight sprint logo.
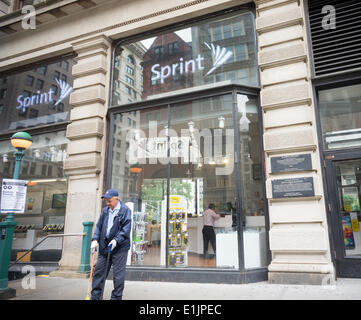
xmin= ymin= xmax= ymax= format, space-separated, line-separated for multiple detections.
xmin=204 ymin=42 xmax=233 ymax=76
xmin=54 ymin=79 xmax=73 ymax=106
xmin=150 ymin=42 xmax=233 ymax=84
xmin=16 ymin=80 xmax=73 ymax=112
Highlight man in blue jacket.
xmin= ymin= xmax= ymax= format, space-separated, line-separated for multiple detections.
xmin=90 ymin=189 xmax=131 ymax=300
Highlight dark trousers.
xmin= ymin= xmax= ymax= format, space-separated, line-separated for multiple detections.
xmin=91 ymin=249 xmax=128 ymax=300
xmin=202 ymin=225 xmax=216 ymax=257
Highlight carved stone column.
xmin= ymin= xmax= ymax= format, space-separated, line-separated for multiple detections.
xmin=255 ymin=0 xmax=335 ymax=284
xmin=55 ymin=35 xmax=111 ymax=273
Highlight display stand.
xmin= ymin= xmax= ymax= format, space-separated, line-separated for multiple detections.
xmin=160 ymin=195 xmax=188 ymax=267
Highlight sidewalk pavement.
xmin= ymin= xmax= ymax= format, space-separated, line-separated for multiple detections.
xmin=7 ymin=276 xmax=361 ymax=300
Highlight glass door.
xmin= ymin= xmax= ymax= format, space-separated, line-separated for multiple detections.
xmin=325 ymin=154 xmax=361 ymax=277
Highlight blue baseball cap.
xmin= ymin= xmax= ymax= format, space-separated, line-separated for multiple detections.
xmin=101 ymin=189 xmax=119 ymax=199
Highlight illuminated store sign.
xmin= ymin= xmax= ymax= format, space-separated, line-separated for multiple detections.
xmin=16 ymin=79 xmax=73 ymax=112
xmin=151 ymin=42 xmax=232 ymax=84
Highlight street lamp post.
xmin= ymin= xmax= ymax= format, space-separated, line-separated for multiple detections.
xmin=0 ymin=132 xmax=32 ymax=299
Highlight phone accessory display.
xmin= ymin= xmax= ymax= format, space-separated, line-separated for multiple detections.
xmin=41 ymin=224 xmax=64 ymax=233
xmin=14 ymin=225 xmax=35 ymax=233
xmin=168 ymin=208 xmax=188 ymax=267
xmin=131 ymin=212 xmax=147 ymax=265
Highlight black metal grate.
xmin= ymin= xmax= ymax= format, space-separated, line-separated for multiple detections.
xmin=308 ymin=0 xmax=361 ymax=76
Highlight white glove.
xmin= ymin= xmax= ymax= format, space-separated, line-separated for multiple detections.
xmin=91 ymin=240 xmax=98 ymax=251
xmin=108 ymin=239 xmax=117 ymax=252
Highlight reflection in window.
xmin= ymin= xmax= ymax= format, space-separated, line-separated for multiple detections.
xmin=125 ymin=76 xmax=135 ymax=86
xmin=168 ymin=42 xmax=179 ymax=55
xmin=110 ymin=93 xmax=266 ymax=269
xmin=319 ymin=83 xmax=361 ymax=150
xmin=127 ymin=55 xmax=135 ymax=65
xmin=0 ymin=88 xmax=7 ymax=99
xmin=62 ymin=61 xmax=69 ymax=71
xmin=126 ymin=65 xmax=135 ymax=76
xmin=53 ymin=71 xmax=60 ymax=81
xmin=25 ymin=75 xmax=34 ymax=87
xmin=223 ymin=24 xmax=232 ymax=39
xmin=29 ymin=108 xmax=39 ymax=119
xmin=211 ymin=26 xmax=222 ymax=41
xmin=0 ymin=57 xmax=76 ymax=134
xmin=50 ymin=85 xmax=58 ymax=95
xmin=35 ymin=79 xmax=44 ymax=90
xmin=0 ymin=131 xmax=69 ymax=241
xmin=38 ymin=66 xmax=47 ymax=75
xmin=112 ymin=10 xmax=258 ymax=106
xmin=169 ymin=95 xmax=237 ymax=268
xmin=154 ymin=46 xmax=164 ymax=60
xmin=236 ymin=94 xmax=267 ymax=269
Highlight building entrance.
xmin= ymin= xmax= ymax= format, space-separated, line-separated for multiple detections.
xmin=325 ymin=152 xmax=361 ymax=278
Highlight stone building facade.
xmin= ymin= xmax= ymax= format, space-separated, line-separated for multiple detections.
xmin=1 ymin=0 xmax=359 ymax=285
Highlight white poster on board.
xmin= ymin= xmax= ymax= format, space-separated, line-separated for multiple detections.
xmin=1 ymin=179 xmax=28 ymax=213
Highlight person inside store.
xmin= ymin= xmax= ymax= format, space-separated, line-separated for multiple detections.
xmin=202 ymin=203 xmax=221 ymax=259
xmin=90 ymin=189 xmax=131 ymax=300
xmin=226 ymin=202 xmax=237 ymax=227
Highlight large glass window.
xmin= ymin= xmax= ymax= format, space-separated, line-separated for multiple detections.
xmin=319 ymin=83 xmax=361 ymax=150
xmin=112 ymin=106 xmax=168 ymax=266
xmin=236 ymin=94 xmax=267 ymax=269
xmin=168 ymin=95 xmax=237 ymax=268
xmin=108 ymin=7 xmax=265 ymax=271
xmin=0 ymin=131 xmax=68 ymax=259
xmin=111 ymin=10 xmax=258 ymax=107
xmin=0 ymin=56 xmax=77 ymax=134
xmin=109 ymin=92 xmax=266 ymax=269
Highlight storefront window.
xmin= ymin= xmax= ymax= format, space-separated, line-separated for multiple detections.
xmin=112 ymin=107 xmax=168 ymax=266
xmin=111 ymin=10 xmax=258 ymax=106
xmin=168 ymin=94 xmax=237 ymax=268
xmin=109 ymin=7 xmax=266 ymax=272
xmin=0 ymin=56 xmax=77 ymax=134
xmin=236 ymin=94 xmax=267 ymax=268
xmin=0 ymin=131 xmax=68 ymax=259
xmin=110 ymin=92 xmax=266 ymax=269
xmin=319 ymin=83 xmax=361 ymax=150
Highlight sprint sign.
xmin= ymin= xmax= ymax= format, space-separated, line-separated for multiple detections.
xmin=1 ymin=179 xmax=27 ymax=213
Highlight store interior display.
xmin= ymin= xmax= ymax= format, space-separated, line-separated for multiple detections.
xmin=14 ymin=225 xmax=35 ymax=233
xmin=113 ymin=91 xmax=266 ymax=269
xmin=42 ymin=224 xmax=64 ymax=232
xmin=131 ymin=211 xmax=147 ymax=265
xmin=337 ymin=161 xmax=361 ymax=256
xmin=168 ymin=208 xmax=188 ymax=267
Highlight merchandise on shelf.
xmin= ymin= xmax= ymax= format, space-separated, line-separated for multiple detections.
xmin=14 ymin=225 xmax=35 ymax=233
xmin=168 ymin=208 xmax=188 ymax=267
xmin=42 ymin=224 xmax=64 ymax=232
xmin=131 ymin=211 xmax=147 ymax=265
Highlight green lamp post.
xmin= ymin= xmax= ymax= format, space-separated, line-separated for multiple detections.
xmin=0 ymin=131 xmax=32 ymax=298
